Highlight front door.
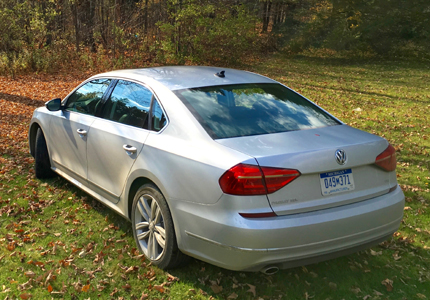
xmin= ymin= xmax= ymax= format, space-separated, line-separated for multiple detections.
xmin=48 ymin=79 xmax=112 ymax=181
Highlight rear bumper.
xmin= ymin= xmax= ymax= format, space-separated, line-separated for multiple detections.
xmin=172 ymin=185 xmax=405 ymax=272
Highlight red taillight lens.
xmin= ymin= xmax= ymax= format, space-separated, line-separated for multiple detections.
xmin=261 ymin=167 xmax=301 ymax=193
xmin=375 ymin=144 xmax=396 ymax=172
xmin=219 ymin=164 xmax=266 ymax=195
xmin=219 ymin=163 xmax=300 ymax=195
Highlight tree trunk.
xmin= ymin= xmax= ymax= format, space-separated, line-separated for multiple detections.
xmin=262 ymin=0 xmax=272 ymax=33
xmin=143 ymin=0 xmax=149 ymax=35
xmin=72 ymin=2 xmax=80 ymax=52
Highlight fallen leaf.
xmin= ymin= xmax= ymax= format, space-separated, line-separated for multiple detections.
xmin=18 ymin=280 xmax=33 ymax=291
xmin=167 ymin=273 xmax=179 ymax=282
xmin=247 ymin=284 xmax=256 ymax=297
xmin=153 ymin=284 xmax=164 ymax=293
xmin=381 ymin=278 xmax=393 ymax=292
xmin=125 ymin=266 xmax=138 ymax=274
xmin=392 ymin=252 xmax=401 ymax=261
xmin=97 ymin=284 xmax=105 ymax=291
xmin=82 ymin=284 xmax=90 ymax=292
xmin=24 ymin=271 xmax=35 ymax=278
xmin=110 ymin=287 xmax=118 ymax=296
xmin=305 ymin=292 xmax=315 ymax=300
xmin=210 ymin=283 xmax=222 ymax=294
xmin=7 ymin=242 xmax=15 ymax=251
xmin=20 ymin=293 xmax=32 ymax=300
xmin=370 ymin=249 xmax=382 ymax=256
xmin=228 ymin=292 xmax=238 ymax=299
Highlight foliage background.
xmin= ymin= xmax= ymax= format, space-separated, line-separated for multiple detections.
xmin=1 ymin=0 xmax=429 ymax=75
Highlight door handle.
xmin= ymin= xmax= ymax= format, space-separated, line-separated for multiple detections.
xmin=123 ymin=144 xmax=137 ymax=153
xmin=77 ymin=129 xmax=87 ymax=136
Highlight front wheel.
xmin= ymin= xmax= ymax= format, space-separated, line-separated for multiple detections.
xmin=131 ymin=184 xmax=188 ymax=269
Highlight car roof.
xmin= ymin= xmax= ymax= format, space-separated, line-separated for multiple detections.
xmin=94 ymin=66 xmax=276 ymax=90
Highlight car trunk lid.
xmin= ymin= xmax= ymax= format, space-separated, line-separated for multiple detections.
xmin=216 ymin=124 xmax=397 ymax=215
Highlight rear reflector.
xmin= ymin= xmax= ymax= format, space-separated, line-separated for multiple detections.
xmin=219 ymin=163 xmax=300 ymax=195
xmin=388 ymin=185 xmax=397 ymax=193
xmin=239 ymin=212 xmax=277 ymax=218
xmin=375 ymin=144 xmax=396 ymax=172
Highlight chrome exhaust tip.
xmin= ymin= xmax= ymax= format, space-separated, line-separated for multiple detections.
xmin=260 ymin=266 xmax=279 ymax=275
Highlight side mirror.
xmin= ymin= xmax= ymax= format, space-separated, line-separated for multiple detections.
xmin=45 ymin=98 xmax=62 ymax=111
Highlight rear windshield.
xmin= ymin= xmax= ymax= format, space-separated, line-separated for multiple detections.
xmin=174 ymin=83 xmax=340 ymax=139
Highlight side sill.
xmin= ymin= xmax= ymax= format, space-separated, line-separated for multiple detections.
xmin=52 ymin=160 xmax=121 ymax=201
xmin=53 ymin=167 xmax=126 ymax=219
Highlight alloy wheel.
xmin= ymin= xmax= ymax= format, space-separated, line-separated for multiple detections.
xmin=134 ymin=194 xmax=166 ymax=260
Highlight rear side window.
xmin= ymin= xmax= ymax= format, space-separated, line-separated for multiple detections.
xmin=101 ymin=80 xmax=152 ymax=129
xmin=151 ymin=100 xmax=167 ymax=132
xmin=175 ymin=83 xmax=340 ymax=139
xmin=65 ymin=79 xmax=111 ymax=115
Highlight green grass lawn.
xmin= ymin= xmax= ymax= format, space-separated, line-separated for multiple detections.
xmin=1 ymin=54 xmax=429 ymax=299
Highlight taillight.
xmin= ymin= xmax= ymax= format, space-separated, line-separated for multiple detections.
xmin=219 ymin=163 xmax=300 ymax=195
xmin=219 ymin=164 xmax=266 ymax=195
xmin=260 ymin=166 xmax=301 ymax=193
xmin=375 ymin=144 xmax=396 ymax=172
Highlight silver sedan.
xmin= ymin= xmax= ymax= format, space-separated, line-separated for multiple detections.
xmin=28 ymin=66 xmax=404 ymax=273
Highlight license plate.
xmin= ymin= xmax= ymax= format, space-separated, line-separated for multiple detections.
xmin=320 ymin=169 xmax=355 ymax=196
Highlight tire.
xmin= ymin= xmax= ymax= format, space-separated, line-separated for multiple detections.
xmin=35 ymin=128 xmax=56 ymax=179
xmin=131 ymin=184 xmax=188 ymax=269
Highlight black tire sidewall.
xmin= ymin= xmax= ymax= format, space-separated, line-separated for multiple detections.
xmin=35 ymin=128 xmax=55 ymax=178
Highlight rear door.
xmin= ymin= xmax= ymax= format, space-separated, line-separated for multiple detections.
xmin=48 ymin=79 xmax=111 ymax=181
xmin=87 ymin=80 xmax=154 ymax=203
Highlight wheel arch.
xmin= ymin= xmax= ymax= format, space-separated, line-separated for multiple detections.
xmin=126 ymin=176 xmax=183 ymax=246
xmin=127 ymin=177 xmax=155 ymax=220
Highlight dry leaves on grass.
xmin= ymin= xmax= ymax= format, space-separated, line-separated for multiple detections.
xmin=381 ymin=278 xmax=394 ymax=292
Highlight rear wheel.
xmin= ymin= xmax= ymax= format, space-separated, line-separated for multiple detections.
xmin=35 ymin=128 xmax=56 ymax=179
xmin=131 ymin=184 xmax=188 ymax=269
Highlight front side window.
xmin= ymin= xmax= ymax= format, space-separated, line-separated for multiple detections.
xmin=174 ymin=83 xmax=340 ymax=139
xmin=100 ymin=80 xmax=152 ymax=129
xmin=65 ymin=79 xmax=111 ymax=115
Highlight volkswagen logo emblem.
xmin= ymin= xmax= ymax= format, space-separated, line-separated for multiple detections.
xmin=335 ymin=149 xmax=347 ymax=165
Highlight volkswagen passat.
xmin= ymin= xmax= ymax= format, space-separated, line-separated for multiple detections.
xmin=28 ymin=67 xmax=404 ymax=273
